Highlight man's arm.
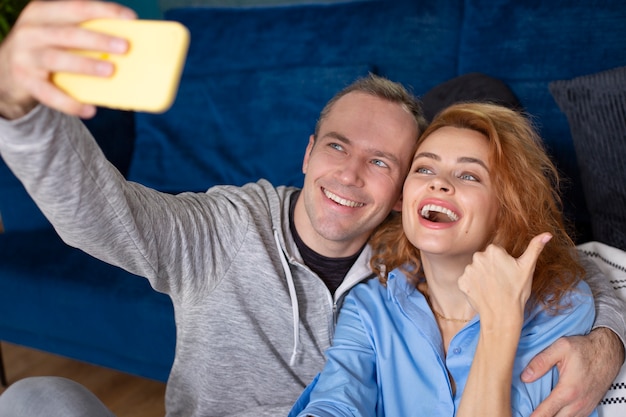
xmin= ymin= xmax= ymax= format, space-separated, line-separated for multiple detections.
xmin=522 ymin=252 xmax=626 ymax=417
xmin=0 ymin=0 xmax=136 ymax=120
xmin=581 ymin=252 xmax=626 ymax=345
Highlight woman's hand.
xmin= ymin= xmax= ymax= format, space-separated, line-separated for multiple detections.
xmin=456 ymin=233 xmax=552 ymax=417
xmin=458 ymin=232 xmax=552 ymax=329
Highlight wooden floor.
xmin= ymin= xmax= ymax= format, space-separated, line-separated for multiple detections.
xmin=0 ymin=341 xmax=166 ymax=417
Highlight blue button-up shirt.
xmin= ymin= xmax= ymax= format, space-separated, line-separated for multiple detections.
xmin=292 ymin=270 xmax=596 ymax=417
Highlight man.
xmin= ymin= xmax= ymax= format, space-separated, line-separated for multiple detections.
xmin=0 ymin=2 xmax=623 ymax=417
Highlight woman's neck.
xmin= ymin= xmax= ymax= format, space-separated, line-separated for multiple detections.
xmin=419 ymin=255 xmax=477 ymax=354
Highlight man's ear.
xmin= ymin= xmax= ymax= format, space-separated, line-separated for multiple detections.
xmin=302 ymin=135 xmax=315 ymax=174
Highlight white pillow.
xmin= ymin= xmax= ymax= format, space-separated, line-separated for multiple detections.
xmin=577 ymin=241 xmax=626 ymax=417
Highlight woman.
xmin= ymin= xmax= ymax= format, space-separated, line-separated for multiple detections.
xmin=290 ymin=102 xmax=596 ymax=417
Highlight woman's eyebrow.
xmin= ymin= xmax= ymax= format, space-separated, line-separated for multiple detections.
xmin=413 ymin=151 xmax=439 ymax=162
xmin=458 ymin=156 xmax=489 ymax=172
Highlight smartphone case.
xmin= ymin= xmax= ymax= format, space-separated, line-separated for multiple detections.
xmin=52 ymin=19 xmax=190 ymax=113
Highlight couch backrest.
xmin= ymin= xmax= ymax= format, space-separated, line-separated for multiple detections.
xmin=125 ymin=0 xmax=626 ymax=241
xmin=2 ymin=0 xmax=625 ymax=236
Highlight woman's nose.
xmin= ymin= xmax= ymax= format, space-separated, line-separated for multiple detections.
xmin=429 ymin=177 xmax=453 ymax=193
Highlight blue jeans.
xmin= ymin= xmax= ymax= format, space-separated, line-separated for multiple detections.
xmin=0 ymin=376 xmax=115 ymax=417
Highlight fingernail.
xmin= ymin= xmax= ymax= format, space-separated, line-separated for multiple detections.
xmin=95 ymin=61 xmax=114 ymax=76
xmin=121 ymin=10 xmax=137 ymax=19
xmin=541 ymin=234 xmax=553 ymax=244
xmin=79 ymin=105 xmax=97 ymax=119
xmin=521 ymin=368 xmax=534 ymax=380
xmin=109 ymin=38 xmax=128 ymax=54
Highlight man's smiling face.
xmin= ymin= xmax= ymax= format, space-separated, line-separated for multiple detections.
xmin=294 ymin=91 xmax=418 ymax=257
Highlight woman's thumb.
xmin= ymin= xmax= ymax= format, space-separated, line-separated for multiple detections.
xmin=518 ymin=232 xmax=552 ymax=270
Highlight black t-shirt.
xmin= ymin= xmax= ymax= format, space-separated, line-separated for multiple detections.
xmin=289 ymin=192 xmax=364 ymax=295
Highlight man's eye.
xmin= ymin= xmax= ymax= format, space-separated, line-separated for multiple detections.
xmin=329 ymin=143 xmax=343 ymax=151
xmin=372 ymin=159 xmax=389 ymax=168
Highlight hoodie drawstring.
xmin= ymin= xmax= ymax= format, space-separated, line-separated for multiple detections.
xmin=274 ymin=229 xmax=300 ymax=366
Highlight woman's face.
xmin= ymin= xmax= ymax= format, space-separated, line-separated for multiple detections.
xmin=402 ymin=126 xmax=500 ymax=259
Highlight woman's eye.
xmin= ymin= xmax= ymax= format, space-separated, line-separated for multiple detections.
xmin=459 ymin=173 xmax=478 ymax=181
xmin=415 ymin=167 xmax=432 ymax=174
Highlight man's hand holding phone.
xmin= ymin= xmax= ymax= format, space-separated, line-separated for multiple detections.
xmin=0 ymin=1 xmax=188 ymax=120
xmin=52 ymin=18 xmax=189 ymax=114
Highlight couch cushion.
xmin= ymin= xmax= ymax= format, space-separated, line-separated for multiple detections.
xmin=159 ymin=0 xmax=371 ymax=13
xmin=549 ymin=66 xmax=626 ymax=251
xmin=0 ymin=161 xmax=49 ymax=232
xmin=162 ymin=1 xmax=461 ymax=91
xmin=83 ymin=108 xmax=136 ymax=178
xmin=0 ymin=229 xmax=176 ymax=381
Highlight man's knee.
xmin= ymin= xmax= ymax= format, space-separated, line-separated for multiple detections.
xmin=0 ymin=376 xmax=115 ymax=417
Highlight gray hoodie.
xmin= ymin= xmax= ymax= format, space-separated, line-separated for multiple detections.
xmin=0 ymin=106 xmax=373 ymax=416
xmin=0 ymin=106 xmax=624 ymax=417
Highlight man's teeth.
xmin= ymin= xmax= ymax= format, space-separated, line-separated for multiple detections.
xmin=420 ymin=204 xmax=459 ymax=222
xmin=324 ymin=189 xmax=364 ymax=208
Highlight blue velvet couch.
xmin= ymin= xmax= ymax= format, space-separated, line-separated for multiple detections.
xmin=1 ymin=0 xmax=625 ymax=385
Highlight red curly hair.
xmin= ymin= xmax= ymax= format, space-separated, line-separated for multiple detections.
xmin=369 ymin=102 xmax=584 ymax=311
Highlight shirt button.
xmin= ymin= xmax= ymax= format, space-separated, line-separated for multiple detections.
xmin=453 ymin=347 xmax=461 ymax=354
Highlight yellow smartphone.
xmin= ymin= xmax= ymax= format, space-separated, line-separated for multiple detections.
xmin=52 ymin=19 xmax=190 ymax=113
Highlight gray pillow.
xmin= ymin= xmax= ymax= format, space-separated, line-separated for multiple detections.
xmin=549 ymin=66 xmax=626 ymax=251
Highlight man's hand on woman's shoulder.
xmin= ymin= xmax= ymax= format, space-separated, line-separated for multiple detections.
xmin=523 ymin=328 xmax=624 ymax=417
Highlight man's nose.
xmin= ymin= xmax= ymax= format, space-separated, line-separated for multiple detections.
xmin=336 ymin=157 xmax=365 ymax=187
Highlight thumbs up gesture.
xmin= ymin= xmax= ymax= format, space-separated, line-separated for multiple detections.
xmin=458 ymin=233 xmax=553 ymax=328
